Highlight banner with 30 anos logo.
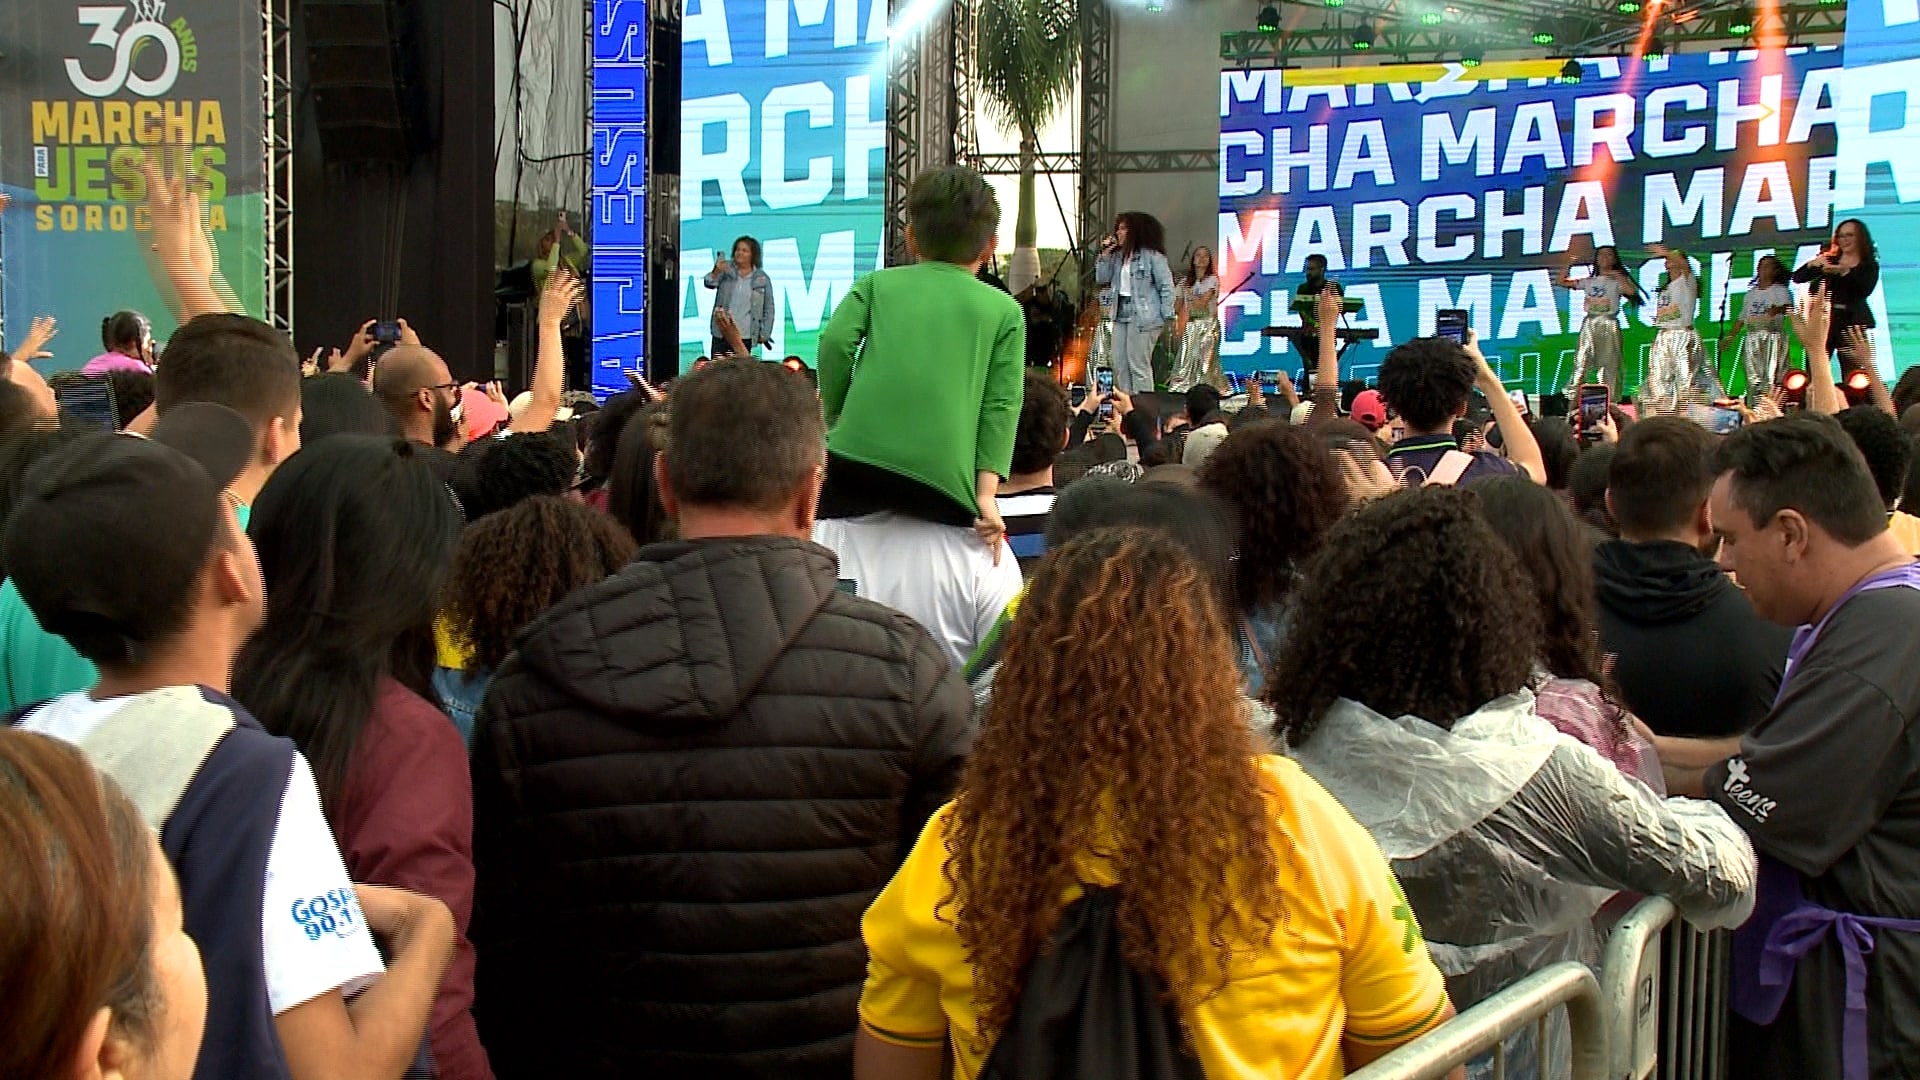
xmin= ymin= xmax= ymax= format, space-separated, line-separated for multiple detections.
xmin=0 ymin=0 xmax=265 ymax=364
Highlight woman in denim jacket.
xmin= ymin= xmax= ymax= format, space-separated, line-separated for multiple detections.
xmin=703 ymin=236 xmax=775 ymax=357
xmin=1094 ymin=212 xmax=1176 ymax=394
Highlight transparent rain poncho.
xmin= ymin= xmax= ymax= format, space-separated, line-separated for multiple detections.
xmin=1290 ymin=690 xmax=1757 ymax=1011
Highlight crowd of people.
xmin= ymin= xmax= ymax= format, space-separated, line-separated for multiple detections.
xmin=1 ymin=163 xmax=1918 ymax=1080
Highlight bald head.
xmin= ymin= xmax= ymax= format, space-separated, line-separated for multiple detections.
xmin=373 ymin=345 xmax=455 ymax=447
xmin=372 ymin=345 xmax=448 ymax=398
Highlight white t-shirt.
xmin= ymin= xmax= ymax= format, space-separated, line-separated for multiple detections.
xmin=1579 ymin=275 xmax=1623 ymax=318
xmin=1118 ymin=255 xmax=1133 ymax=298
xmin=1742 ymin=284 xmax=1792 ymax=332
xmin=21 ymin=690 xmax=384 ymax=1015
xmin=1656 ymin=275 xmax=1699 ymax=331
xmin=813 ymin=513 xmax=1023 ymax=672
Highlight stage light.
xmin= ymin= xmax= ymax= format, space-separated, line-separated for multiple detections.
xmin=1615 ymin=0 xmax=1640 ymax=11
xmin=1257 ymin=3 xmax=1281 ymax=30
xmin=1842 ymin=368 xmax=1874 ymax=407
xmin=1556 ymin=59 xmax=1583 ymax=83
xmin=1420 ymin=10 xmax=1445 ymax=25
xmin=1461 ymin=46 xmax=1484 ymax=66
xmin=1145 ymin=0 xmax=1165 ymax=11
xmin=1353 ymin=20 xmax=1376 ymax=49
xmin=1323 ymin=0 xmax=1345 ymax=8
xmin=1816 ymin=0 xmax=1841 ymax=6
xmin=1532 ymin=25 xmax=1557 ymax=45
xmin=1779 ymin=368 xmax=1810 ymax=408
xmin=1642 ymin=34 xmax=1665 ymax=59
xmin=1726 ymin=5 xmax=1755 ymax=34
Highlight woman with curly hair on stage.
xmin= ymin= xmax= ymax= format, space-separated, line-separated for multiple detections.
xmin=1272 ymin=486 xmax=1756 ymax=1080
xmin=855 ymin=527 xmax=1457 ymax=1080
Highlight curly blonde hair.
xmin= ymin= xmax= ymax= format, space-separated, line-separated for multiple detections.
xmin=942 ymin=528 xmax=1284 ymax=1044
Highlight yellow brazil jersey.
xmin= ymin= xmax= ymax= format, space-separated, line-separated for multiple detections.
xmin=859 ymin=754 xmax=1451 ymax=1079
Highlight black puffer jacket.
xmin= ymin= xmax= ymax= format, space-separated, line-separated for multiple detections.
xmin=469 ymin=536 xmax=974 ymax=1079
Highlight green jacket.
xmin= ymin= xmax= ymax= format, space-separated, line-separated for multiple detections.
xmin=817 ymin=262 xmax=1026 ymax=516
xmin=533 ymin=232 xmax=587 ymax=291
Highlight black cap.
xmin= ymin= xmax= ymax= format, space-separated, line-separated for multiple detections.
xmin=4 ymin=403 xmax=255 ymax=665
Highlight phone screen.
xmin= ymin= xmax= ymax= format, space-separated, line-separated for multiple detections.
xmin=1577 ymin=385 xmax=1609 ymax=438
xmin=1704 ymin=405 xmax=1744 ymax=435
xmin=1508 ymin=389 xmax=1532 ymax=416
xmin=1436 ymin=308 xmax=1470 ymax=345
xmin=1095 ymin=368 xmax=1114 ymax=396
xmin=55 ymin=378 xmax=118 ymax=431
xmin=374 ymin=320 xmax=402 ymax=345
xmin=1069 ymin=384 xmax=1089 ymax=408
xmin=1259 ymin=371 xmax=1280 ymax=395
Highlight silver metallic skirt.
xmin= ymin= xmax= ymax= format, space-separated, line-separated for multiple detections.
xmin=1565 ymin=316 xmax=1623 ymax=394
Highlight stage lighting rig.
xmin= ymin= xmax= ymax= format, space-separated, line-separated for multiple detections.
xmin=1615 ymin=0 xmax=1641 ymax=11
xmin=1257 ymin=3 xmax=1281 ymax=31
xmin=1531 ymin=24 xmax=1557 ymax=45
xmin=1726 ymin=5 xmax=1755 ymax=34
xmin=1353 ymin=20 xmax=1376 ymax=49
xmin=1556 ymin=59 xmax=1583 ymax=83
xmin=1461 ymin=45 xmax=1484 ymax=66
xmin=1642 ymin=34 xmax=1666 ymax=59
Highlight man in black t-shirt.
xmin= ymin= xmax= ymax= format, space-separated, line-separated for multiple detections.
xmin=1667 ymin=414 xmax=1920 ymax=1079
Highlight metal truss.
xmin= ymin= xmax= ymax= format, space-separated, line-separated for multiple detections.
xmin=1077 ymin=0 xmax=1113 ymax=288
xmin=1582 ymin=2 xmax=1847 ymax=51
xmin=968 ymin=149 xmax=1216 ymax=175
xmin=263 ymin=0 xmax=294 ymax=333
xmin=1222 ymin=0 xmax=1846 ymax=64
xmin=884 ymin=0 xmax=925 ymax=266
xmin=951 ymin=0 xmax=980 ymax=164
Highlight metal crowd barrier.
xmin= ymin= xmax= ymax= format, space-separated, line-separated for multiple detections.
xmin=1349 ymin=896 xmax=1731 ymax=1080
xmin=1599 ymin=897 xmax=1731 ymax=1080
xmin=1347 ymin=962 xmax=1610 ymax=1080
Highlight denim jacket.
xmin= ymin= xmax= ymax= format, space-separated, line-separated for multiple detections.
xmin=1095 ymin=249 xmax=1176 ymax=329
xmin=702 ymin=265 xmax=776 ymax=346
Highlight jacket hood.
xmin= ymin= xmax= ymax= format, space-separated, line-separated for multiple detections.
xmin=1593 ymin=539 xmax=1730 ymax=625
xmin=513 ymin=536 xmax=840 ymax=728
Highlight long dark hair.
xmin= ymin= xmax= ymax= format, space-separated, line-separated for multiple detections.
xmin=1469 ymin=476 xmax=1607 ymax=686
xmin=1269 ymin=487 xmax=1540 ymax=745
xmin=607 ymin=403 xmax=672 ymax=546
xmin=1595 ymin=246 xmax=1647 ymax=304
xmin=234 ymin=435 xmax=462 ymax=814
xmin=1752 ymin=255 xmax=1788 ymax=289
xmin=1115 ymin=212 xmax=1166 ymax=256
xmin=1184 ymin=246 xmax=1215 ymax=285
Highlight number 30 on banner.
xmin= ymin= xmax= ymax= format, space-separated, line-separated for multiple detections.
xmin=66 ymin=5 xmax=181 ymax=98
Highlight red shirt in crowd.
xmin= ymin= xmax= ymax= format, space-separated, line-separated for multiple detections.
xmin=335 ymin=677 xmax=492 ymax=1080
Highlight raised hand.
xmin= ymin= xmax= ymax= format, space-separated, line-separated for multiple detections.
xmin=1315 ymin=287 xmax=1343 ymax=326
xmin=540 ymin=266 xmax=583 ymax=328
xmin=1790 ymin=282 xmax=1831 ymax=351
xmin=142 ymin=157 xmax=216 ymax=285
xmin=339 ymin=320 xmax=378 ymax=369
xmin=14 ymin=315 xmax=57 ymax=362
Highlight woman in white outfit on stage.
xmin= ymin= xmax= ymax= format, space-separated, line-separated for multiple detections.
xmin=1737 ymin=255 xmax=1793 ymax=402
xmin=1559 ymin=245 xmax=1643 ymax=395
xmin=1642 ymin=246 xmax=1714 ymax=412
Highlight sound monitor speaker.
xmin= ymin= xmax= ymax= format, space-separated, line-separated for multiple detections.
xmin=302 ymin=0 xmax=425 ymax=163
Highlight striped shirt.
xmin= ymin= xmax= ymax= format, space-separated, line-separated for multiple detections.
xmin=998 ymin=489 xmax=1056 ymax=569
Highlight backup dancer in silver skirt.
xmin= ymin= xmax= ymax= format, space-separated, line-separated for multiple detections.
xmin=1739 ymin=257 xmax=1794 ymax=401
xmin=1560 ymin=247 xmax=1639 ymax=394
xmin=1168 ymin=261 xmax=1228 ymax=393
xmin=1642 ymin=248 xmax=1717 ymax=412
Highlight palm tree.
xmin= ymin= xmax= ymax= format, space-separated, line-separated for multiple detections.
xmin=974 ymin=0 xmax=1080 ymax=294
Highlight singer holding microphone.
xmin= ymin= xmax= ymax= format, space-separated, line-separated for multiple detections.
xmin=1791 ymin=218 xmax=1880 ymax=372
xmin=1094 ymin=212 xmax=1175 ymax=394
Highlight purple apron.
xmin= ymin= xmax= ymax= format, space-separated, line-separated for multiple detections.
xmin=1729 ymin=562 xmax=1920 ymax=1080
